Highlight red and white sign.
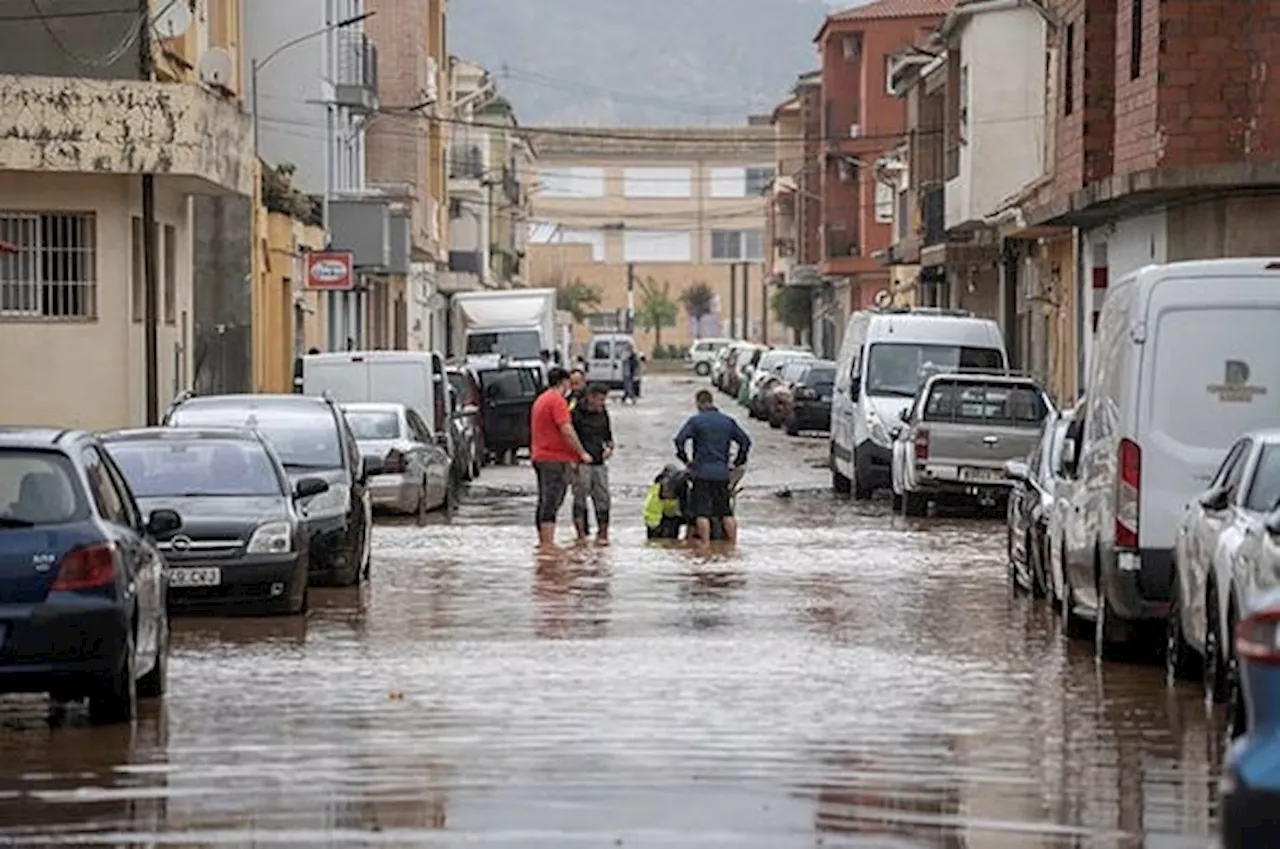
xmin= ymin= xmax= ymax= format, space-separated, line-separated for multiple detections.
xmin=305 ymin=250 xmax=354 ymax=291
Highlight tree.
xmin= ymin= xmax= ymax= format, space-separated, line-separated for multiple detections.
xmin=770 ymin=285 xmax=812 ymax=344
xmin=555 ymin=279 xmax=602 ymax=322
xmin=635 ymin=277 xmax=678 ymax=352
xmin=679 ymin=281 xmax=715 ymax=337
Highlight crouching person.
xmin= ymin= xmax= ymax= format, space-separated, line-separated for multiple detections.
xmin=644 ymin=465 xmax=688 ymax=539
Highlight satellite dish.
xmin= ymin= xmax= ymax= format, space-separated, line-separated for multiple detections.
xmin=151 ymin=1 xmax=192 ymax=39
xmin=198 ymin=48 xmax=233 ymax=87
xmin=874 ymin=289 xmax=892 ymax=308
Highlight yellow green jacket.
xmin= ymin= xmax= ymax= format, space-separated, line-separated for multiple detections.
xmin=642 ymin=483 xmax=681 ymax=529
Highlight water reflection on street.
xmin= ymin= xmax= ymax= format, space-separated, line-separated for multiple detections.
xmin=0 ymin=377 xmax=1221 ymax=847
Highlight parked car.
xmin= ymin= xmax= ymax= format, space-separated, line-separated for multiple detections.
xmin=164 ymin=394 xmax=378 ymax=587
xmin=780 ymin=359 xmax=836 ymax=436
xmin=686 ymin=337 xmax=733 ymax=377
xmin=889 ymin=372 xmax=1052 ymax=516
xmin=0 ymin=427 xmax=180 ymax=722
xmin=447 ymin=365 xmax=485 ymax=479
xmin=1060 ymin=259 xmax=1280 ymax=660
xmin=1218 ymin=586 xmax=1280 ymax=849
xmin=711 ymin=344 xmax=738 ymax=392
xmin=1040 ymin=403 xmax=1082 ymax=612
xmin=1004 ymin=409 xmax=1073 ymax=598
xmin=764 ymin=360 xmax=810 ymax=428
xmin=341 ymin=403 xmax=454 ymax=517
xmin=102 ymin=427 xmax=318 ymax=615
xmin=473 ymin=362 xmax=544 ymax=463
xmin=746 ymin=349 xmax=814 ymax=419
xmin=831 ymin=307 xmax=1007 ymax=500
xmin=1168 ymin=430 xmax=1280 ymax=738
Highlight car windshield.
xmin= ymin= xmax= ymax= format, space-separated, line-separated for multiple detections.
xmin=865 ymin=343 xmax=1004 ymax=397
xmin=1246 ymin=445 xmax=1280 ymax=512
xmin=107 ymin=439 xmax=283 ymax=498
xmin=806 ymin=366 xmax=836 ymax=386
xmin=0 ymin=450 xmax=88 ymax=527
xmin=467 ymin=330 xmax=541 ymax=360
xmin=169 ymin=406 xmax=343 ymax=470
xmin=343 ymin=410 xmax=402 ymax=440
xmin=923 ymin=381 xmax=1048 ymax=426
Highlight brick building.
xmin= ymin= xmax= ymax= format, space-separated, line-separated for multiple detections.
xmin=813 ymin=0 xmax=953 ymax=355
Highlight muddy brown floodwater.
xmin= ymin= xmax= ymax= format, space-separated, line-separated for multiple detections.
xmin=0 ymin=376 xmax=1223 ymax=847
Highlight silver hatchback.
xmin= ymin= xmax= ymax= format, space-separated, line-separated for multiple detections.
xmin=341 ymin=403 xmax=453 ymax=517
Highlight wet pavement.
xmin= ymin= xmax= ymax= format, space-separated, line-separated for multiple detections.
xmin=0 ymin=376 xmax=1224 ymax=847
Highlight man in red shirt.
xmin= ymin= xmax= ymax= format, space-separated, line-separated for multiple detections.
xmin=530 ymin=367 xmax=593 ymax=545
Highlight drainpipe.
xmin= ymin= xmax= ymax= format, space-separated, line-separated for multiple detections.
xmin=139 ymin=0 xmax=160 ymax=424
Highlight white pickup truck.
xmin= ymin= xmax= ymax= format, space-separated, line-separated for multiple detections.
xmin=890 ymin=372 xmax=1054 ymax=516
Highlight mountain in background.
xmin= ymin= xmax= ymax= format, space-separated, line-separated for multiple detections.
xmin=449 ymin=0 xmax=862 ymax=126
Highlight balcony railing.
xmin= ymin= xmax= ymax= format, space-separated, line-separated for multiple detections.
xmin=449 ymin=147 xmax=484 ymax=180
xmin=334 ymin=32 xmax=378 ymax=112
xmin=921 ymin=183 xmax=945 ymax=246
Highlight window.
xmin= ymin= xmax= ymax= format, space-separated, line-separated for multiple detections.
xmin=106 ymin=438 xmax=285 ymax=498
xmin=0 ymin=450 xmax=88 ymax=525
xmin=842 ymin=33 xmax=861 ymax=60
xmin=0 ymin=212 xmax=96 ymax=320
xmin=864 ymin=343 xmax=1004 ymax=397
xmin=923 ymin=381 xmax=1048 ymax=427
xmin=168 ymin=405 xmax=344 ymax=470
xmin=1063 ymin=23 xmax=1075 ymax=115
xmin=622 ymin=230 xmax=692 ymax=263
xmin=623 ymin=167 xmax=692 ymax=198
xmin=1130 ymin=0 xmax=1143 ymax=80
xmin=709 ymin=166 xmax=774 ymax=198
xmin=163 ymin=224 xmax=177 ymax=324
xmin=82 ymin=447 xmax=130 ymax=526
xmin=875 ymin=183 xmax=894 ymax=224
xmin=343 ymin=409 xmax=404 ymax=440
xmin=406 ymin=410 xmax=433 ymax=444
xmin=1223 ymin=439 xmax=1253 ymax=500
xmin=1246 ymin=445 xmax=1280 ymax=513
xmin=537 ymin=166 xmax=605 ymax=198
xmin=710 ymin=229 xmax=765 ymax=261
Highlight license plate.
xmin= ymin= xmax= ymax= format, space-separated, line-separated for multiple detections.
xmin=959 ymin=467 xmax=1004 ymax=483
xmin=169 ymin=567 xmax=221 ymax=587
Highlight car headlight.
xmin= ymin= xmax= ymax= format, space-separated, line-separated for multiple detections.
xmin=246 ymin=521 xmax=293 ymax=554
xmin=302 ymin=483 xmax=350 ymax=519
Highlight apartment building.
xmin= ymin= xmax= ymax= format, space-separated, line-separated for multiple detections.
xmin=0 ymin=0 xmax=252 ymax=429
xmin=524 ymin=126 xmax=785 ymax=353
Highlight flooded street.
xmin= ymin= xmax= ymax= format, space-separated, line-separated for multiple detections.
xmin=0 ymin=376 xmax=1222 ymax=847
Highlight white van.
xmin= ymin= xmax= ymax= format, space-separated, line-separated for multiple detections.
xmin=686 ymin=337 xmax=734 ymax=377
xmin=302 ymin=351 xmax=451 ymax=446
xmin=586 ymin=333 xmax=638 ymax=392
xmin=1059 ymin=259 xmax=1280 ymax=657
xmin=829 ymin=308 xmax=1007 ymax=498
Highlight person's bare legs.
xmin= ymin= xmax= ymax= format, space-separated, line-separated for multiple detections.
xmin=721 ymin=516 xmax=738 ymax=544
xmin=595 ymin=519 xmax=609 ymax=545
xmin=694 ymin=517 xmax=711 ymax=546
xmin=538 ymin=522 xmax=557 ymax=547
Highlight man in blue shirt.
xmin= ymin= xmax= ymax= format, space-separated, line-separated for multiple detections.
xmin=674 ymin=389 xmax=751 ymax=545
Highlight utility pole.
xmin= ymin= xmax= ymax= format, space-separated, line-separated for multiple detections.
xmin=140 ymin=0 xmax=159 ymax=424
xmin=728 ymin=263 xmax=737 ymax=339
xmin=740 ymin=262 xmax=750 ymax=343
xmin=761 ymin=263 xmax=769 ymax=345
xmin=625 ymin=263 xmax=635 ymax=333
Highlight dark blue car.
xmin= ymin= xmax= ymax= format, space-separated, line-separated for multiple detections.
xmin=1221 ymin=585 xmax=1280 ymax=847
xmin=0 ymin=428 xmax=180 ymax=723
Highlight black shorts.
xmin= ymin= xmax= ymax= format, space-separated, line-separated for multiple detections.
xmin=533 ymin=461 xmax=572 ymax=524
xmin=689 ymin=478 xmax=733 ymax=519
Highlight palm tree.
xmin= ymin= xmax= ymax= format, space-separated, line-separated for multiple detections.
xmin=635 ymin=277 xmax=679 ymax=352
xmin=679 ymin=282 xmax=715 ymax=338
xmin=555 ymin=279 xmax=602 ymax=322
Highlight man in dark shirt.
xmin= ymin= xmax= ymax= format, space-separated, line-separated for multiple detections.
xmin=571 ymin=384 xmax=614 ymax=543
xmin=674 ymin=389 xmax=751 ymax=545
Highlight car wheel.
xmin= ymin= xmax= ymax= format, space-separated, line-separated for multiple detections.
xmin=695 ymin=362 xmax=710 ymax=376
xmin=90 ymin=631 xmax=137 ymax=724
xmin=137 ymin=616 xmax=168 ymax=699
xmin=1204 ymin=585 xmax=1229 ymax=705
xmin=1165 ymin=570 xmax=1201 ymax=684
xmin=1226 ymin=619 xmax=1247 ymax=739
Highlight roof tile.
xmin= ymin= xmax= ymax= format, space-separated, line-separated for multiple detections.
xmin=830 ymin=0 xmax=955 ymax=22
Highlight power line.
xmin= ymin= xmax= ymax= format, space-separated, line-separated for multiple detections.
xmin=0 ymin=5 xmax=137 ymax=22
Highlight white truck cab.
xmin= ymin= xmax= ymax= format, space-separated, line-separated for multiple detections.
xmin=1059 ymin=258 xmax=1280 ymax=658
xmin=829 ymin=307 xmax=1007 ymax=499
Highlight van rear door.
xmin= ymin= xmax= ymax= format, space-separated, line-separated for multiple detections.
xmin=1140 ymin=275 xmax=1280 ymax=549
xmin=366 ymin=359 xmax=433 ymax=431
xmin=303 ymin=357 xmax=371 ymax=403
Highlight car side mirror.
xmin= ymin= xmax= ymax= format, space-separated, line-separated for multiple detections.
xmin=898 ymin=408 xmax=910 ymax=423
xmin=1004 ymin=460 xmax=1030 ymax=482
xmin=294 ymin=477 xmax=329 ymax=500
xmin=1199 ymin=486 xmax=1231 ymax=512
xmin=361 ymin=456 xmax=384 ymax=479
xmin=146 ymin=508 xmax=182 ymax=537
xmin=1266 ymin=510 xmax=1280 ymax=536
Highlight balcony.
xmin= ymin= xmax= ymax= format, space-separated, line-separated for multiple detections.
xmin=334 ymin=32 xmax=378 ymax=113
xmin=921 ymin=183 xmax=945 ymax=246
xmin=0 ymin=75 xmax=252 ymax=195
xmin=824 ymin=226 xmax=860 ymax=260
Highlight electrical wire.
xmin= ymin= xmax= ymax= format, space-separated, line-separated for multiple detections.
xmin=24 ymin=0 xmax=160 ymax=69
xmin=0 ymin=5 xmax=138 ymax=22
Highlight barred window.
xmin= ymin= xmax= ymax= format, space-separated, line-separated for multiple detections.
xmin=0 ymin=213 xmax=96 ymax=320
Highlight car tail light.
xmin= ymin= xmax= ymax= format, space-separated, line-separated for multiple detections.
xmin=914 ymin=428 xmax=929 ymax=462
xmin=1236 ymin=609 xmax=1280 ymax=665
xmin=383 ymin=449 xmax=407 ymax=474
xmin=51 ymin=543 xmax=117 ymax=591
xmin=1116 ymin=438 xmax=1141 ymax=550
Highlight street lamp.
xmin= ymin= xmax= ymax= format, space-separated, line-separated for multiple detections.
xmin=250 ymin=11 xmax=375 ymax=156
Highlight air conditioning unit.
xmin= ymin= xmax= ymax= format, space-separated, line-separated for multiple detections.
xmin=849 ymin=124 xmax=862 ymax=138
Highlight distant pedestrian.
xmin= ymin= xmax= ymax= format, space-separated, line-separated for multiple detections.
xmin=674 ymin=389 xmax=751 ymax=546
xmin=530 ymin=367 xmax=594 ymax=546
xmin=571 ymin=384 xmax=614 ymax=544
xmin=622 ymin=348 xmax=640 ymax=403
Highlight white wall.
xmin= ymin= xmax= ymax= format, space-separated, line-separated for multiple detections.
xmin=1088 ymin=210 xmax=1168 ymax=282
xmin=946 ymin=7 xmax=1048 ymax=228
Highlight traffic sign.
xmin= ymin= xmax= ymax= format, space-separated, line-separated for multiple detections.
xmin=305 ymin=251 xmax=354 ymax=290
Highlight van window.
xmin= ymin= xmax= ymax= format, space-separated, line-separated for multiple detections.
xmin=467 ymin=330 xmax=541 ymax=359
xmin=1245 ymin=445 xmax=1280 ymax=513
xmin=591 ymin=339 xmax=612 ymax=359
xmin=865 ymin=343 xmax=1004 ymax=397
xmin=1148 ymin=306 xmax=1280 ymax=448
xmin=924 ymin=381 xmax=1047 ymax=426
